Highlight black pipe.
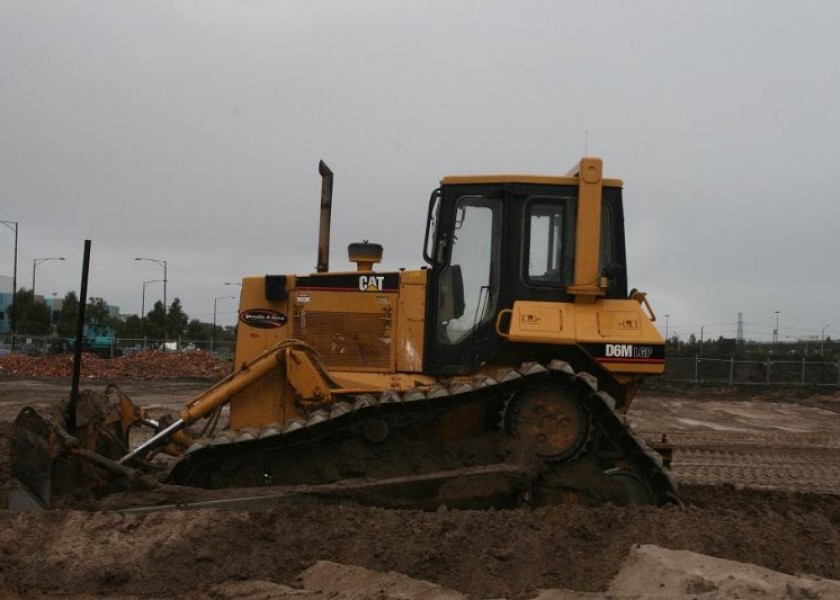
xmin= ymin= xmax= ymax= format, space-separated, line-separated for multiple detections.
xmin=316 ymin=160 xmax=333 ymax=273
xmin=68 ymin=240 xmax=91 ymax=429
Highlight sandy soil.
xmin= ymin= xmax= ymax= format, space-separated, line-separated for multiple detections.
xmin=2 ymin=378 xmax=840 ymax=598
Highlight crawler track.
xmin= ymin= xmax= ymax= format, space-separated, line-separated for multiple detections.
xmin=167 ymin=360 xmax=678 ymax=506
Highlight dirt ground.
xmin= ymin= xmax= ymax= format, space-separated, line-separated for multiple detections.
xmin=2 ymin=378 xmax=840 ymax=598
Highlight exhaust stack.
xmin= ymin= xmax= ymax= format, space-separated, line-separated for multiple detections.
xmin=316 ymin=160 xmax=333 ymax=273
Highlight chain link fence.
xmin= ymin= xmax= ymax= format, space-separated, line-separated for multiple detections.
xmin=663 ymin=355 xmax=840 ymax=387
xmin=0 ymin=334 xmax=235 ymax=360
xmin=4 ymin=335 xmax=839 ymax=388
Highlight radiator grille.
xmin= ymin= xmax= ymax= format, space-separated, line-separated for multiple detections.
xmin=293 ymin=311 xmax=393 ymax=370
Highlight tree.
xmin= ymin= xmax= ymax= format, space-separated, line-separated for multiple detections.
xmin=222 ymin=325 xmax=237 ymax=343
xmin=145 ymin=300 xmax=166 ymax=340
xmin=10 ymin=289 xmax=51 ymax=335
xmin=56 ymin=291 xmax=79 ymax=337
xmin=166 ymin=298 xmax=189 ymax=339
xmin=86 ymin=297 xmax=113 ymax=325
xmin=186 ymin=318 xmax=211 ymax=341
xmin=118 ymin=314 xmax=141 ymax=339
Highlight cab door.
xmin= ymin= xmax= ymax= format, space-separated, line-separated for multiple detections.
xmin=424 ymin=186 xmax=505 ymax=375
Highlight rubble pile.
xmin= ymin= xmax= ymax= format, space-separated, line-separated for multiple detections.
xmin=0 ymin=350 xmax=230 ymax=380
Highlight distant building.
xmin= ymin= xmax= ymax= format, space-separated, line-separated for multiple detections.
xmin=44 ymin=296 xmax=63 ymax=326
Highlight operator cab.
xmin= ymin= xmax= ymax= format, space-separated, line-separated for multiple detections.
xmin=423 ymin=169 xmax=627 ymax=375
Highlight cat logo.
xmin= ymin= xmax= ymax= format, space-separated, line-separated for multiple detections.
xmin=359 ymin=275 xmax=385 ymax=292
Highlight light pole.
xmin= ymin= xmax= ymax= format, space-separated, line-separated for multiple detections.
xmin=140 ymin=279 xmax=162 ymax=346
xmin=135 ymin=257 xmax=167 ymax=340
xmin=0 ymin=220 xmax=17 ymax=349
xmin=212 ymin=296 xmax=235 ymax=355
xmin=774 ymin=311 xmax=780 ymax=343
xmin=32 ymin=257 xmax=65 ymax=298
xmin=822 ymin=324 xmax=831 ymax=357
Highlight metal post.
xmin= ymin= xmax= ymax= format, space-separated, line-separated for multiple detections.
xmin=766 ymin=358 xmax=771 ymax=387
xmin=69 ymin=240 xmax=91 ymax=423
xmin=694 ymin=353 xmax=699 ymax=383
xmin=141 ymin=283 xmax=146 ymax=343
xmin=163 ymin=261 xmax=167 ymax=342
xmin=11 ymin=222 xmax=16 ymax=350
xmin=729 ymin=356 xmax=734 ymax=385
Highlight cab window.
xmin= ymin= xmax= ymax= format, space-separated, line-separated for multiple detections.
xmin=524 ymin=198 xmax=575 ymax=287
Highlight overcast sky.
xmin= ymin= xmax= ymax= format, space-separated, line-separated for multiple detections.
xmin=1 ymin=1 xmax=838 ymax=340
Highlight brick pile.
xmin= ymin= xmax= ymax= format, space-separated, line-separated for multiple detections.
xmin=0 ymin=350 xmax=231 ymax=380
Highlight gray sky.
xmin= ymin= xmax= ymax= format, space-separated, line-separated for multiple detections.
xmin=1 ymin=1 xmax=838 ymax=340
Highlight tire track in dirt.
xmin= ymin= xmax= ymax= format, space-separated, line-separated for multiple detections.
xmin=671 ymin=447 xmax=840 ymax=494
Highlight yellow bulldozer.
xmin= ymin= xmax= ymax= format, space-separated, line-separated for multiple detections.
xmin=9 ymin=157 xmax=676 ymax=511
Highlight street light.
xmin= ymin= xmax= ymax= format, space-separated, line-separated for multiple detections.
xmin=822 ymin=324 xmax=831 ymax=357
xmin=32 ymin=257 xmax=65 ymax=298
xmin=140 ymin=279 xmax=162 ymax=345
xmin=212 ymin=296 xmax=235 ymax=355
xmin=0 ymin=220 xmax=18 ymax=349
xmin=135 ymin=257 xmax=168 ymax=340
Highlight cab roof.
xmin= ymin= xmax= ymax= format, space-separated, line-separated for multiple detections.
xmin=439 ymin=174 xmax=623 ymax=187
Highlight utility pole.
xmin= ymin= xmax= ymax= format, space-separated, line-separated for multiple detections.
xmin=1 ymin=220 xmax=18 ymax=350
xmin=774 ymin=310 xmax=780 ymax=343
xmin=135 ymin=258 xmax=168 ymax=343
xmin=32 ymin=257 xmax=65 ymax=297
xmin=665 ymin=314 xmax=670 ymax=340
xmin=737 ymin=312 xmax=744 ymax=343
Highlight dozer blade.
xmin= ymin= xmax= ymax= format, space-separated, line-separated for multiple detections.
xmin=8 ymin=387 xmax=148 ymax=510
xmin=8 ymin=406 xmax=76 ymax=510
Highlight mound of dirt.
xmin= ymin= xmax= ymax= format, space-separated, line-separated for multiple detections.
xmin=1 ymin=485 xmax=839 ymax=598
xmin=601 ymin=544 xmax=840 ymax=599
xmin=4 ymin=381 xmax=840 ymax=597
xmin=0 ymin=350 xmax=230 ymax=380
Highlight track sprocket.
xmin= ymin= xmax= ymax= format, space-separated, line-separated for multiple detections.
xmin=505 ymin=383 xmax=590 ymax=462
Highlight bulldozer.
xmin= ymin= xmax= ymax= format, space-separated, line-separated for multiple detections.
xmin=9 ymin=156 xmax=676 ymax=511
